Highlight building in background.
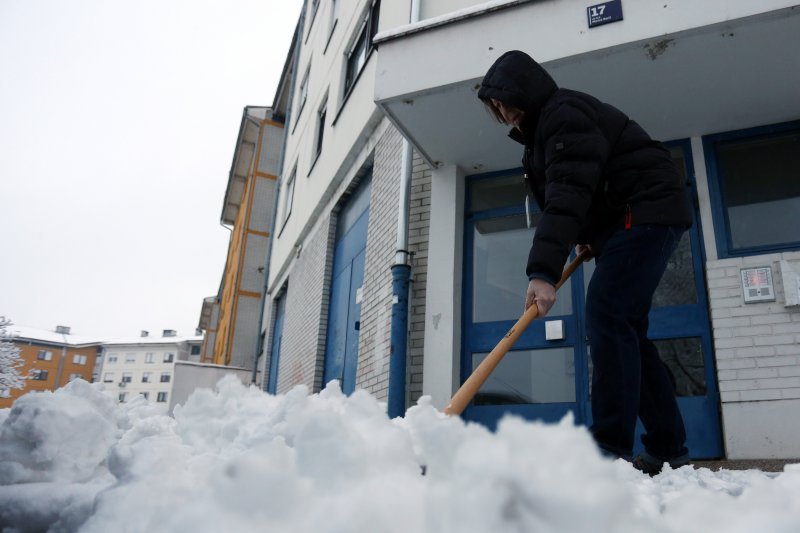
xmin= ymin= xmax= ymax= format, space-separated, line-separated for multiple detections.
xmin=198 ymin=106 xmax=285 ymax=374
xmin=97 ymin=329 xmax=202 ymax=409
xmin=0 ymin=325 xmax=102 ymax=408
xmin=253 ymin=0 xmax=430 ymax=414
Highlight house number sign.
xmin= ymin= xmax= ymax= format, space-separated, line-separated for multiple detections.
xmin=587 ymin=0 xmax=623 ymax=28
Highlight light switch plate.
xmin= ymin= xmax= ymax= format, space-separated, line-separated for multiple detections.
xmin=545 ymin=320 xmax=565 ymax=341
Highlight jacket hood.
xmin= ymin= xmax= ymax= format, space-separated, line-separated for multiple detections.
xmin=478 ymin=51 xmax=558 ymax=133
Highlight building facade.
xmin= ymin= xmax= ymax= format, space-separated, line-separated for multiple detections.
xmin=252 ymin=0 xmax=799 ymax=460
xmin=198 ymin=106 xmax=285 ymax=373
xmin=0 ymin=325 xmax=102 ymax=409
xmin=98 ymin=330 xmax=202 ymax=409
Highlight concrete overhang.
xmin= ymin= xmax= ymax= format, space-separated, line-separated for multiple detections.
xmin=198 ymin=296 xmax=217 ymax=331
xmin=220 ymin=106 xmax=269 ymax=226
xmin=374 ymin=2 xmax=800 ymax=173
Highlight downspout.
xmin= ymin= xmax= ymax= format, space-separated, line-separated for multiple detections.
xmin=387 ymin=0 xmax=421 ymax=418
xmin=252 ymin=7 xmax=306 ymax=386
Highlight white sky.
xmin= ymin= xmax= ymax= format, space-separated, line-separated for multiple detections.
xmin=0 ymin=0 xmax=303 ymax=339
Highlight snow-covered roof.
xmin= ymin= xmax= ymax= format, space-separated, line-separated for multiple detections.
xmin=4 ymin=324 xmax=104 ymax=347
xmin=3 ymin=324 xmax=202 ymax=348
xmin=101 ymin=335 xmax=203 ymax=347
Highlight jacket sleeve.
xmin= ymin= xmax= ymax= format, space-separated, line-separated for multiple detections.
xmin=527 ymin=100 xmax=609 ymax=285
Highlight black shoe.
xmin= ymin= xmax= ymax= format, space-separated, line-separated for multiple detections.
xmin=631 ymin=450 xmax=690 ymax=476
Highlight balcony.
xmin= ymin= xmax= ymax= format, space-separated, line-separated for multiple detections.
xmin=374 ymin=0 xmax=800 ymax=172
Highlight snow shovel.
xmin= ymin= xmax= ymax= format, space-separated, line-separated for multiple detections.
xmin=443 ymin=249 xmax=591 ymax=416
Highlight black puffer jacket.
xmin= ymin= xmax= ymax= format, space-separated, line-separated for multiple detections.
xmin=478 ymin=50 xmax=692 ymax=285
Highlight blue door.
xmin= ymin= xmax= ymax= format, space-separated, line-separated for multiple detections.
xmin=266 ymin=292 xmax=286 ymax=394
xmin=462 ymin=142 xmax=722 ymax=459
xmin=324 ymin=177 xmax=371 ymax=394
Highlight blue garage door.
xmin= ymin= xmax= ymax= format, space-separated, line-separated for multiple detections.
xmin=461 ymin=142 xmax=722 ymax=459
xmin=323 ymin=177 xmax=371 ymax=394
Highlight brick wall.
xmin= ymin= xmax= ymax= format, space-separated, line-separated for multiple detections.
xmin=707 ymin=251 xmax=800 ymax=403
xmin=274 ymin=214 xmax=335 ymax=394
xmin=407 ymin=153 xmax=432 ymax=404
xmin=357 ymin=126 xmax=403 ymax=401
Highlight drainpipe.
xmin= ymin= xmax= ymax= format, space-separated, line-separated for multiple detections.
xmin=252 ymin=7 xmax=306 ymax=386
xmin=387 ymin=0 xmax=420 ymax=418
xmin=388 ymin=140 xmax=414 ymax=418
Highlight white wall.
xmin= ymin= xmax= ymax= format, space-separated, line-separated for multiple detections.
xmin=168 ymin=361 xmax=254 ymax=415
xmin=270 ymin=0 xmax=391 ymax=289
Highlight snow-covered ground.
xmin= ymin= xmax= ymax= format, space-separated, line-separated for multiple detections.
xmin=1 ymin=377 xmax=798 ymax=533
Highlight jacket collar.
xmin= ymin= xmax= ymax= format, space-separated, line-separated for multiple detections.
xmin=508 ymin=128 xmax=525 ymax=145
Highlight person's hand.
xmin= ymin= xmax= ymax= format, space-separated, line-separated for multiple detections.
xmin=575 ymin=244 xmax=594 ymax=258
xmin=525 ymin=278 xmax=556 ymax=317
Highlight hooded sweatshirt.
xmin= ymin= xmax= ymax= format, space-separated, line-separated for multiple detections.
xmin=478 ymin=50 xmax=692 ymax=285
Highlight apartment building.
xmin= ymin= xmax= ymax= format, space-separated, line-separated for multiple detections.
xmin=98 ymin=330 xmax=202 ymax=409
xmin=0 ymin=325 xmax=102 ymax=408
xmin=198 ymin=106 xmax=285 ymax=373
xmin=255 ymin=0 xmax=799 ymax=460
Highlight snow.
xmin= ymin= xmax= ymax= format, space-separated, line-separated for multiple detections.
xmin=1 ymin=377 xmax=799 ymax=533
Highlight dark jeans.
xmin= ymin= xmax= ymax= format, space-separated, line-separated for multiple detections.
xmin=586 ymin=224 xmax=688 ymax=459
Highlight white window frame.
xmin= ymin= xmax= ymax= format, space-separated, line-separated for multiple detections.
xmin=314 ymin=94 xmax=328 ymax=162
xmin=37 ymin=350 xmax=52 ymax=361
xmin=160 ymin=372 xmax=171 ymax=383
xmin=157 ymin=392 xmax=168 ymax=403
xmin=163 ymin=352 xmax=174 ymax=363
xmin=122 ymin=372 xmax=133 ymax=384
xmin=142 ymin=372 xmax=152 ymax=383
xmin=107 ymin=355 xmax=118 ymax=364
xmin=297 ymin=65 xmax=310 ymax=119
xmin=103 ymin=372 xmax=114 ymax=383
xmin=281 ymin=166 xmax=297 ymax=229
xmin=125 ymin=353 xmax=136 ymax=364
xmin=343 ymin=0 xmax=380 ymax=100
xmin=145 ymin=352 xmax=155 ymax=364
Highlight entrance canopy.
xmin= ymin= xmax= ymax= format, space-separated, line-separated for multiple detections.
xmin=374 ymin=3 xmax=800 ymax=172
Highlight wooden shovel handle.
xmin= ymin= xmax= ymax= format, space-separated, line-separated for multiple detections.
xmin=443 ymin=250 xmax=591 ymax=416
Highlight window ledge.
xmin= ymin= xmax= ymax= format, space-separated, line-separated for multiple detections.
xmin=324 ymin=19 xmax=338 ymax=54
xmin=332 ymin=49 xmax=375 ymax=127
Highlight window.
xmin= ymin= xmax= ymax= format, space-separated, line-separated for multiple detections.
xmin=314 ymin=96 xmax=328 ymax=160
xmin=344 ymin=0 xmax=380 ymax=98
xmin=282 ymin=167 xmax=297 ymax=226
xmin=69 ymin=373 xmax=82 ymax=382
xmin=190 ymin=345 xmax=200 ymax=356
xmin=37 ymin=350 xmax=52 ymax=361
xmin=706 ymin=122 xmax=800 ymax=256
xmin=103 ymin=372 xmax=114 ymax=383
xmin=31 ymin=370 xmax=49 ymax=381
xmin=142 ymin=372 xmax=152 ymax=383
xmin=326 ymin=0 xmax=339 ymax=50
xmin=160 ymin=372 xmax=171 ymax=383
xmin=107 ymin=354 xmax=118 ymax=364
xmin=118 ymin=393 xmax=127 ymax=402
xmin=297 ymin=65 xmax=310 ymax=117
xmin=308 ymin=0 xmax=320 ymax=30
xmin=72 ymin=354 xmax=87 ymax=365
xmin=157 ymin=392 xmax=168 ymax=403
xmin=141 ymin=392 xmax=149 ymax=400
xmin=163 ymin=352 xmax=174 ymax=363
xmin=145 ymin=352 xmax=155 ymax=363
xmin=126 ymin=353 xmax=136 ymax=364
xmin=122 ymin=372 xmax=133 ymax=383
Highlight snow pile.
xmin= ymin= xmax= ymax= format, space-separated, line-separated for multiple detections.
xmin=1 ymin=377 xmax=799 ymax=533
